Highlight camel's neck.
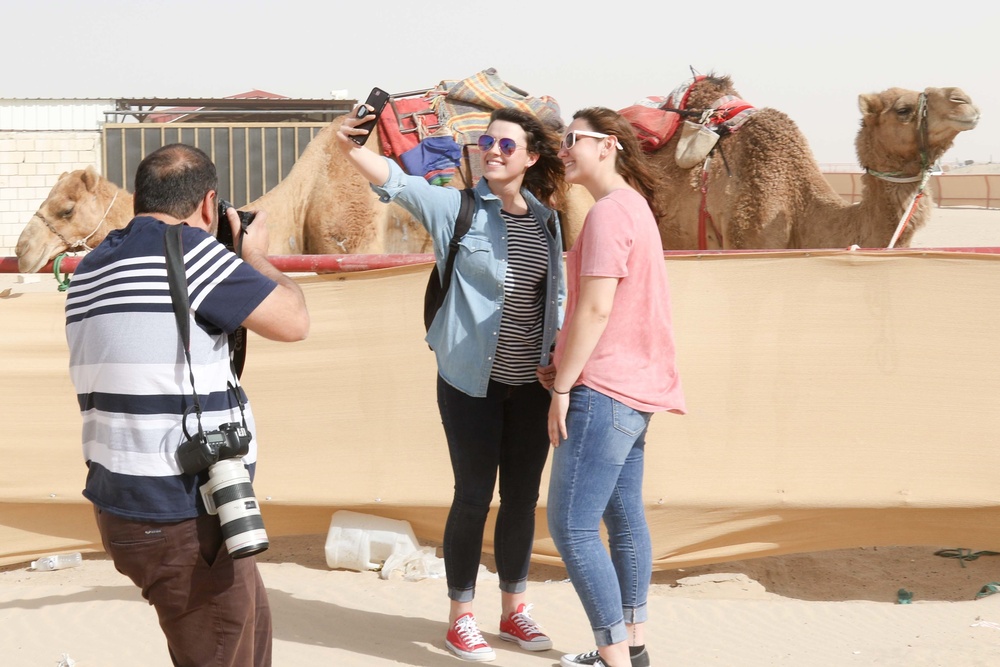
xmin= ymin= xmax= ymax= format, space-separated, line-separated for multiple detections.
xmin=88 ymin=182 xmax=136 ymax=247
xmin=790 ymin=170 xmax=931 ymax=249
xmin=107 ymin=184 xmax=134 ymax=226
xmin=852 ymin=173 xmax=932 ymax=247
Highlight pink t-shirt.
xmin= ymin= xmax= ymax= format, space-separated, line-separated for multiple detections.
xmin=555 ymin=188 xmax=686 ymax=414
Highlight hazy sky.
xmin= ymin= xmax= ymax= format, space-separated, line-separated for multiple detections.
xmin=4 ymin=1 xmax=996 ymax=165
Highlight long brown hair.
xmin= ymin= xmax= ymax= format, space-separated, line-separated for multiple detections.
xmin=489 ymin=107 xmax=566 ymax=207
xmin=571 ymin=107 xmax=668 ymax=219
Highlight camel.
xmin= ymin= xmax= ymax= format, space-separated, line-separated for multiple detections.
xmin=15 ymin=117 xmax=591 ymax=273
xmin=14 ymin=167 xmax=134 ymax=274
xmin=13 ymin=122 xmax=427 ymax=274
xmin=650 ymin=75 xmax=980 ymax=250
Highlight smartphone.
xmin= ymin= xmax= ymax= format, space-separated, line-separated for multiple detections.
xmin=351 ymin=87 xmax=390 ymax=146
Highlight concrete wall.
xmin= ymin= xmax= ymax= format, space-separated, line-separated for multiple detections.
xmin=0 ymin=131 xmax=101 ymax=256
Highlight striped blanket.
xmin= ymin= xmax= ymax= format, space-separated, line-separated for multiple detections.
xmin=376 ymin=68 xmax=562 ymax=185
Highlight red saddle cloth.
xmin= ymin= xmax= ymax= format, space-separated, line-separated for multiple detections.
xmin=377 ymin=96 xmax=439 ymax=159
xmin=618 ymin=96 xmax=680 ymax=152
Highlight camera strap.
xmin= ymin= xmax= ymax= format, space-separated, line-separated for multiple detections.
xmin=164 ymin=224 xmax=248 ymax=441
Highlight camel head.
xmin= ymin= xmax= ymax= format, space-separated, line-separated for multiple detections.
xmin=14 ymin=166 xmax=131 ymax=273
xmin=680 ymin=74 xmax=739 ymax=112
xmin=855 ymin=87 xmax=980 ymax=176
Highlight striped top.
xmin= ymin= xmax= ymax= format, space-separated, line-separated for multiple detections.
xmin=490 ymin=209 xmax=549 ymax=385
xmin=65 ymin=217 xmax=277 ymax=521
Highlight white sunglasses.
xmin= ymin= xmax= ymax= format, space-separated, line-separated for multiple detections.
xmin=561 ymin=130 xmax=624 ymax=151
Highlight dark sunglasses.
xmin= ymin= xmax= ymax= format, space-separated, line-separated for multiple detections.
xmin=477 ymin=134 xmax=526 ymax=157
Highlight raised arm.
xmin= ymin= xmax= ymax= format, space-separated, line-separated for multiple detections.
xmin=228 ymin=207 xmax=310 ymax=342
xmin=336 ymin=104 xmax=391 ymax=187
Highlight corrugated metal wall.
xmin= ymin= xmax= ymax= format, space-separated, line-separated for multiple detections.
xmin=0 ymin=100 xmax=111 ymax=131
xmin=103 ymin=123 xmax=327 ymax=207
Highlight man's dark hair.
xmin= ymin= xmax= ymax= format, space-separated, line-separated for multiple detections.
xmin=133 ymin=144 xmax=218 ymax=219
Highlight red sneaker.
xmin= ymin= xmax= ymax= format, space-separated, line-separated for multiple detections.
xmin=499 ymin=603 xmax=553 ymax=651
xmin=445 ymin=613 xmax=496 ymax=662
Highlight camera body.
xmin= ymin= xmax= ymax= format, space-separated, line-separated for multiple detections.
xmin=176 ymin=421 xmax=251 ymax=475
xmin=216 ymin=199 xmax=256 ymax=252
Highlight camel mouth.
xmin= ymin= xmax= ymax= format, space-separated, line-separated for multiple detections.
xmin=17 ymin=249 xmax=51 ymax=274
xmin=954 ymin=113 xmax=980 ymax=130
xmin=16 ymin=237 xmax=67 ymax=274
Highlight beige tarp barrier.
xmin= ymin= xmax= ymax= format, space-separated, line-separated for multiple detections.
xmin=2 ymin=251 xmax=999 ymax=569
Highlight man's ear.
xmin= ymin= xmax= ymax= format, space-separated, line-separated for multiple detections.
xmin=201 ymin=191 xmax=217 ymax=226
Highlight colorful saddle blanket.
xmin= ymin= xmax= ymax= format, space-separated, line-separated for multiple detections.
xmin=376 ymin=68 xmax=562 ymax=186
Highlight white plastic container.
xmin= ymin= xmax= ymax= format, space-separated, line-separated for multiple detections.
xmin=31 ymin=552 xmax=82 ymax=571
xmin=325 ymin=510 xmax=418 ymax=572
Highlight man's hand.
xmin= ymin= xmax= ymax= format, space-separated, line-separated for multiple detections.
xmin=225 ymin=206 xmax=269 ymax=259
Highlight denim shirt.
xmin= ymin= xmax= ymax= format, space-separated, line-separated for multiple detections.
xmin=373 ymin=158 xmax=565 ymax=398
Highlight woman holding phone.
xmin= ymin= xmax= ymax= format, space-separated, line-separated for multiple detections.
xmin=337 ymin=99 xmax=566 ymax=662
xmin=546 ymin=107 xmax=686 ymax=667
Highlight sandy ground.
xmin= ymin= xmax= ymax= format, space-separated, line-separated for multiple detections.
xmin=2 ymin=537 xmax=1000 ymax=666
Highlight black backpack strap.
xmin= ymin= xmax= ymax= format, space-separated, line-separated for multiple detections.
xmin=439 ymin=188 xmax=475 ymax=301
xmin=424 ymin=188 xmax=475 ymax=333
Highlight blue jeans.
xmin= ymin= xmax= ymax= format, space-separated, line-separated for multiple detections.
xmin=437 ymin=375 xmax=551 ymax=602
xmin=547 ymin=386 xmax=653 ymax=646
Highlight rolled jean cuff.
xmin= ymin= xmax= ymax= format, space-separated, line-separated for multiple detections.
xmin=594 ymin=619 xmax=629 ymax=647
xmin=593 ymin=604 xmax=648 ymax=647
xmin=499 ymin=577 xmax=528 ymax=595
xmin=624 ymin=603 xmax=648 ymax=625
xmin=448 ymin=585 xmax=475 ymax=603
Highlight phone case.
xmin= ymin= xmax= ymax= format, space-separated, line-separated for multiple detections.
xmin=352 ymin=87 xmax=390 ymax=146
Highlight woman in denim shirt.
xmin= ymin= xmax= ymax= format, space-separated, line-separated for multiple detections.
xmin=338 ymin=105 xmax=566 ymax=662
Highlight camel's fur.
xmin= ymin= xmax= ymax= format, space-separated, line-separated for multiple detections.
xmin=16 ymin=116 xmax=590 ymax=273
xmin=652 ymin=75 xmax=980 ymax=250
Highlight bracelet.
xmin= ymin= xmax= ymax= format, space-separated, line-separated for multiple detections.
xmin=552 ymin=387 xmax=571 ymax=395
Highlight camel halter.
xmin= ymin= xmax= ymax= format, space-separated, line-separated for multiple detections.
xmin=862 ymin=93 xmax=933 ymax=249
xmin=40 ymin=190 xmax=118 ymax=253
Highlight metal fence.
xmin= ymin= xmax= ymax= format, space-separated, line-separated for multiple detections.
xmin=102 ymin=122 xmax=328 ymax=207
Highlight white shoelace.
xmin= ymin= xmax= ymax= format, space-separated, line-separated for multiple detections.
xmin=454 ymin=615 xmax=488 ymax=647
xmin=510 ymin=603 xmax=544 ymax=637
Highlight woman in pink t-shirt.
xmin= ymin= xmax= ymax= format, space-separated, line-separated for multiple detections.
xmin=545 ymin=107 xmax=686 ymax=667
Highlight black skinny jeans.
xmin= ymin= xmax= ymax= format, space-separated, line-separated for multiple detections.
xmin=437 ymin=375 xmax=551 ymax=602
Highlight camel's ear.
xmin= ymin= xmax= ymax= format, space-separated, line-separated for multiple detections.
xmin=858 ymin=93 xmax=880 ymax=118
xmin=56 ymin=171 xmax=69 ymax=182
xmin=81 ymin=165 xmax=100 ymax=192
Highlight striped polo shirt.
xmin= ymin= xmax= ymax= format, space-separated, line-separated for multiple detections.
xmin=65 ymin=216 xmax=277 ymax=521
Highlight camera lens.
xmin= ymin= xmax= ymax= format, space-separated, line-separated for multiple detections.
xmin=201 ymin=459 xmax=268 ymax=558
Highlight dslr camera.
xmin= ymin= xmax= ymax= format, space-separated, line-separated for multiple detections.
xmin=177 ymin=422 xmax=269 ymax=558
xmin=216 ymin=198 xmax=256 ymax=252
xmin=177 ymin=421 xmax=251 ymax=474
